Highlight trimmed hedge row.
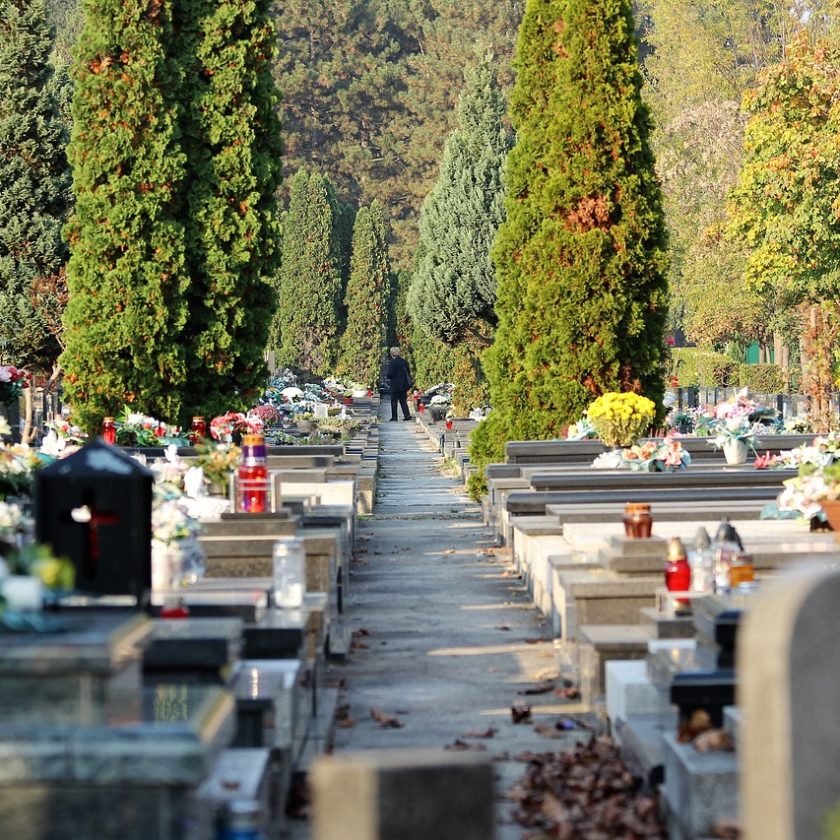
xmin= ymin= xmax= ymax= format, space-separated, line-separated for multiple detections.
xmin=673 ymin=349 xmax=792 ymax=391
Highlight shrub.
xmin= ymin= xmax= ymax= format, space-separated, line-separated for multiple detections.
xmin=738 ymin=363 xmax=790 ymax=393
xmin=672 ymin=348 xmax=736 ymax=387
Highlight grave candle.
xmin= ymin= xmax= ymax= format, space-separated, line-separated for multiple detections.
xmin=189 ymin=416 xmax=206 ymax=444
xmin=238 ymin=434 xmax=268 ymax=513
xmin=664 ymin=537 xmax=691 ymax=601
xmin=101 ymin=416 xmax=117 ymax=445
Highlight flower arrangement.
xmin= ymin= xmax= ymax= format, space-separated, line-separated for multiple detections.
xmin=566 ymin=417 xmax=596 ymax=440
xmin=115 ymin=408 xmax=186 ymax=447
xmin=621 ymin=437 xmax=692 ymax=472
xmin=587 ymin=392 xmax=656 ymax=448
xmin=195 ymin=441 xmax=241 ymax=487
xmin=247 ymin=403 xmax=284 ymax=427
xmin=0 ymin=365 xmax=28 ymax=405
xmin=209 ymin=411 xmax=264 ymax=442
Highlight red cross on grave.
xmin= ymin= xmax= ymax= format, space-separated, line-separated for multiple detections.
xmin=70 ymin=495 xmax=119 ymax=578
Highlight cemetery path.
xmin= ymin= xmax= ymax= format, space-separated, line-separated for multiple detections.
xmin=304 ymin=409 xmax=592 ymax=839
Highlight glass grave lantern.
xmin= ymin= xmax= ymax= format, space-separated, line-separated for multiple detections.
xmin=35 ymin=439 xmax=154 ymax=606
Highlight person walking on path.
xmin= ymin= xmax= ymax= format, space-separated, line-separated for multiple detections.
xmin=385 ymin=346 xmax=412 ymax=421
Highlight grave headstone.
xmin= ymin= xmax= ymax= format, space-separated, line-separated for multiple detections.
xmin=739 ymin=566 xmax=840 ymax=840
xmin=35 ymin=439 xmax=153 ymax=605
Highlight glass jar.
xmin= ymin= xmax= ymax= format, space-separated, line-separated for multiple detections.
xmin=102 ymin=416 xmax=117 ymax=445
xmin=218 ymin=799 xmax=263 ymax=840
xmin=623 ymin=503 xmax=653 ymax=538
xmin=688 ymin=527 xmax=714 ymax=592
xmin=189 ymin=416 xmax=207 ymax=445
xmin=728 ymin=552 xmax=755 ymax=588
xmin=238 ymin=434 xmax=268 ymax=513
xmin=272 ymin=537 xmax=305 ymax=608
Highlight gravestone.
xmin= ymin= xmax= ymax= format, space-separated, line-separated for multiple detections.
xmin=35 ymin=439 xmax=153 ymax=605
xmin=739 ymin=566 xmax=840 ymax=840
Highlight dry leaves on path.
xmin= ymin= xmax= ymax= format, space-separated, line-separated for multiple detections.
xmin=445 ymin=739 xmax=488 ymax=752
xmin=461 ymin=726 xmax=497 ymax=739
xmin=693 ymin=729 xmax=734 ymax=753
xmin=370 ymin=708 xmax=404 ymax=729
xmin=509 ymin=737 xmax=666 ymax=838
xmin=518 ymin=683 xmax=555 ymax=696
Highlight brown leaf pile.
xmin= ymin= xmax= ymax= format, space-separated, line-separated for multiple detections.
xmin=370 ymin=707 xmax=404 ymax=729
xmin=509 ymin=736 xmax=666 ymax=839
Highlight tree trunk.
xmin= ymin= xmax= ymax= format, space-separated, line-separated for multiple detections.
xmin=801 ymin=302 xmax=840 ymax=433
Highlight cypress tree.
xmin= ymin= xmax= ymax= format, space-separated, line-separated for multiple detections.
xmin=61 ymin=0 xmax=189 ymax=430
xmin=0 ymin=0 xmax=71 ymax=372
xmin=337 ymin=201 xmax=390 ymax=387
xmin=470 ymin=0 xmax=668 ymax=496
xmin=273 ymin=170 xmax=344 ymax=375
xmin=176 ymin=0 xmax=282 ymax=419
xmin=408 ymin=58 xmax=512 ymax=345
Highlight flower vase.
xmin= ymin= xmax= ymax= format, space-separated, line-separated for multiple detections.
xmin=723 ymin=438 xmax=748 ymax=466
xmin=820 ymin=500 xmax=840 ymax=534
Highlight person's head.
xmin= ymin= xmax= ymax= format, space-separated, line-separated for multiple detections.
xmin=389 ymin=346 xmax=401 ymax=358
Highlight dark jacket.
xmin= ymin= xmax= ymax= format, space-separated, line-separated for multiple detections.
xmin=386 ymin=356 xmax=412 ymax=392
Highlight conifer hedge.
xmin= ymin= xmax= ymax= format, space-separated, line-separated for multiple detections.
xmin=273 ymin=170 xmax=344 ymax=376
xmin=337 ymin=202 xmax=390 ymax=388
xmin=62 ymin=0 xmax=283 ymax=428
xmin=0 ymin=0 xmax=70 ymax=372
xmin=62 ymin=0 xmax=189 ymax=428
xmin=469 ymin=0 xmax=669 ymax=497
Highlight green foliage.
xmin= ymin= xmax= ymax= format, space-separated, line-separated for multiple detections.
xmin=175 ymin=0 xmax=283 ymax=420
xmin=466 ymin=411 xmax=508 ymax=500
xmin=273 ymin=170 xmax=344 ymax=376
xmin=337 ymin=202 xmax=391 ymax=387
xmin=62 ymin=0 xmax=282 ymax=430
xmin=61 ymin=0 xmax=189 ymax=431
xmin=728 ymin=35 xmax=840 ymax=309
xmin=0 ymin=0 xmax=71 ymax=372
xmin=473 ymin=0 xmax=669 ymax=487
xmin=407 ymin=57 xmax=512 ymax=344
xmin=672 ymin=348 xmax=736 ymax=387
xmin=409 ymin=320 xmax=455 ymax=390
xmin=639 ymin=0 xmax=789 ymax=344
xmin=737 ymin=363 xmax=790 ymax=394
xmin=451 ymin=334 xmax=489 ymax=416
xmin=273 ymin=0 xmax=523 ymax=266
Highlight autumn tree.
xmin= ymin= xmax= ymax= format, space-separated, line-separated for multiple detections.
xmin=337 ymin=201 xmax=390 ymax=387
xmin=728 ymin=34 xmax=840 ymax=429
xmin=470 ymin=0 xmax=669 ymax=496
xmin=0 ymin=0 xmax=71 ymax=373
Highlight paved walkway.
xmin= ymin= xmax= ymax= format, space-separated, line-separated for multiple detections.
xmin=303 ymin=409 xmax=591 ymax=837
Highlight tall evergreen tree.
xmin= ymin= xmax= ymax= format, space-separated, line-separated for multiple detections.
xmin=470 ymin=0 xmax=668 ymax=495
xmin=273 ymin=170 xmax=344 ymax=375
xmin=408 ymin=58 xmax=511 ymax=345
xmin=337 ymin=201 xmax=390 ymax=387
xmin=176 ymin=0 xmax=283 ymax=418
xmin=61 ymin=0 xmax=189 ymax=429
xmin=0 ymin=0 xmax=71 ymax=372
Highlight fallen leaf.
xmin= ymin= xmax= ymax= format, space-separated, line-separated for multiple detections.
xmin=336 ymin=718 xmax=355 ymax=729
xmin=534 ymin=723 xmax=567 ymax=739
xmin=555 ymin=686 xmax=581 ymax=700
xmin=524 ymin=637 xmax=550 ymax=644
xmin=518 ymin=683 xmax=555 ymax=696
xmin=462 ymin=727 xmax=497 ymax=739
xmin=445 ymin=739 xmax=487 ymax=751
xmin=496 ymin=624 xmax=512 ymax=631
xmin=370 ymin=708 xmax=403 ymax=729
xmin=334 ymin=704 xmax=351 ymax=721
xmin=511 ymin=703 xmax=532 ymax=724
